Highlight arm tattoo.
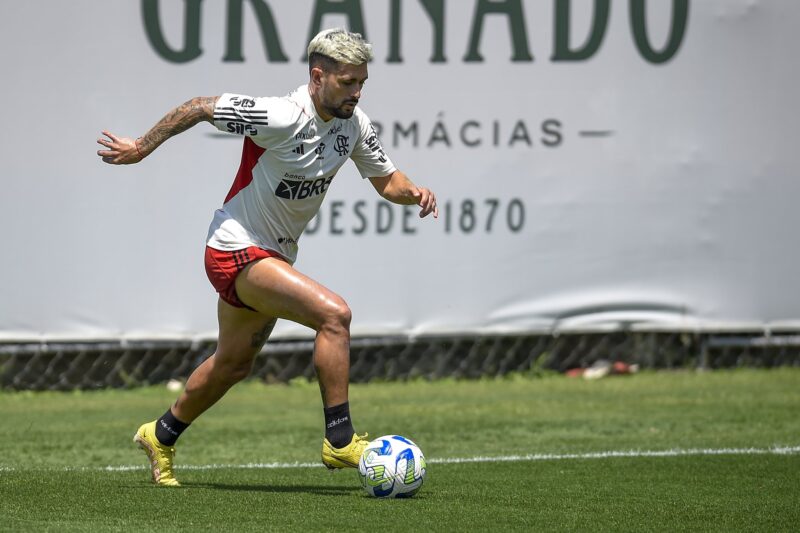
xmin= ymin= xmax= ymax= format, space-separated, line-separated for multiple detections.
xmin=138 ymin=96 xmax=218 ymax=155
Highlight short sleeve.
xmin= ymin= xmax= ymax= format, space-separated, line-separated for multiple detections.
xmin=213 ymin=93 xmax=302 ymax=146
xmin=350 ymin=108 xmax=397 ymax=179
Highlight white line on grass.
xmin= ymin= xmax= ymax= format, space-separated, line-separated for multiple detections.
xmin=428 ymin=445 xmax=800 ymax=464
xmin=6 ymin=445 xmax=798 ymax=473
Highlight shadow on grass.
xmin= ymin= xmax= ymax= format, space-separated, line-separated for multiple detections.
xmin=179 ymin=481 xmax=361 ymax=495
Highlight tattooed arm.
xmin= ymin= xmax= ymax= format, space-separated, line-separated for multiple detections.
xmin=96 ymin=96 xmax=219 ymax=165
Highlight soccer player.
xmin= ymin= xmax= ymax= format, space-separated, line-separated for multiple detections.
xmin=96 ymin=28 xmax=438 ymax=487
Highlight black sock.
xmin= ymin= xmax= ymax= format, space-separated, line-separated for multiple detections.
xmin=154 ymin=408 xmax=190 ymax=446
xmin=324 ymin=401 xmax=355 ymax=448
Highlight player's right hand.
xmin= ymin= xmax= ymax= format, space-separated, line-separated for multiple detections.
xmin=96 ymin=131 xmax=144 ymax=165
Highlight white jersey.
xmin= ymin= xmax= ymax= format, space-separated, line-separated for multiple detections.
xmin=206 ymin=85 xmax=396 ymax=263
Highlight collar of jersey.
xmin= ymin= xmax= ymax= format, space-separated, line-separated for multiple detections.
xmin=301 ymin=84 xmax=338 ymax=126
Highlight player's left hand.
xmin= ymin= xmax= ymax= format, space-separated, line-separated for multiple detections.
xmin=411 ymin=186 xmax=438 ymax=218
xmin=96 ymin=131 xmax=145 ymax=165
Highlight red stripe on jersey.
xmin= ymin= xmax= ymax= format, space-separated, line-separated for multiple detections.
xmin=224 ymin=137 xmax=266 ymax=204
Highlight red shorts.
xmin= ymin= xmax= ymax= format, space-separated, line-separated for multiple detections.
xmin=204 ymin=246 xmax=285 ymax=309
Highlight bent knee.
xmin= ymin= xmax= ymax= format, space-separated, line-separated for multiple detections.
xmin=228 ymin=361 xmax=254 ymax=382
xmin=212 ymin=355 xmax=255 ymax=384
xmin=319 ymin=297 xmax=352 ymax=335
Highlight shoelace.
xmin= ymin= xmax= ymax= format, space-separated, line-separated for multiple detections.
xmin=353 ymin=433 xmax=369 ymax=451
xmin=158 ymin=444 xmax=176 ymax=466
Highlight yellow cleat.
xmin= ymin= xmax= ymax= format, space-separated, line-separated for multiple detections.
xmin=322 ymin=433 xmax=369 ymax=469
xmin=133 ymin=421 xmax=180 ymax=487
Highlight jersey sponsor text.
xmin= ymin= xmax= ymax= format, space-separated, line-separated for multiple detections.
xmin=275 ymin=175 xmax=334 ymax=200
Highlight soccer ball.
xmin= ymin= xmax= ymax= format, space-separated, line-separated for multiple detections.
xmin=358 ymin=435 xmax=427 ymax=498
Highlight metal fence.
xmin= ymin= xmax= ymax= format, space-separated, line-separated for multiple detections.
xmin=1 ymin=331 xmax=799 ymax=390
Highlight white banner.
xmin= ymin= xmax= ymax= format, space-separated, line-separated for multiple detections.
xmin=1 ymin=0 xmax=798 ymax=341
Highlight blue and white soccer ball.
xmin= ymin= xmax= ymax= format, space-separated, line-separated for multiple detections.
xmin=358 ymin=435 xmax=427 ymax=498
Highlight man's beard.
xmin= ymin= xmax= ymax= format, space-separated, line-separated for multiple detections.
xmin=326 ymin=99 xmax=358 ymax=119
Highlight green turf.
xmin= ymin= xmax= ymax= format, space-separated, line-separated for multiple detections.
xmin=1 ymin=369 xmax=799 ymax=531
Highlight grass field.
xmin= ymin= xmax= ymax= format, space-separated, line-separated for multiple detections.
xmin=1 ymin=369 xmax=799 ymax=532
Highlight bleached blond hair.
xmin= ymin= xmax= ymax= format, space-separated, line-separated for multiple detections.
xmin=307 ymin=28 xmax=373 ymax=68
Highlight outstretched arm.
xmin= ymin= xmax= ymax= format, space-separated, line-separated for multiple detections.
xmin=370 ymin=170 xmax=438 ymax=218
xmin=96 ymin=96 xmax=219 ymax=165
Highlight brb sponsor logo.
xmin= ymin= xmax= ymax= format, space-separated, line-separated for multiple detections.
xmin=275 ymin=175 xmax=334 ymax=200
